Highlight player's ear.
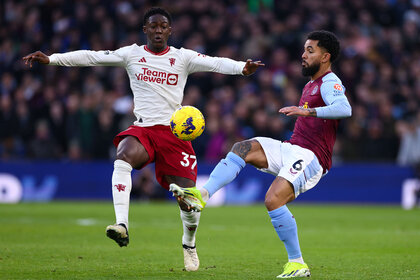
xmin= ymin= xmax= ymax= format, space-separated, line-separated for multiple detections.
xmin=142 ymin=25 xmax=147 ymax=34
xmin=168 ymin=26 xmax=172 ymax=35
xmin=322 ymin=52 xmax=331 ymax=63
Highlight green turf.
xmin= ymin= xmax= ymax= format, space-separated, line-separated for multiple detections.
xmin=0 ymin=202 xmax=419 ymax=279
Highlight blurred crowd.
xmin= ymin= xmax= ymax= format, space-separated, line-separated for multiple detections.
xmin=1 ymin=0 xmax=420 ymax=168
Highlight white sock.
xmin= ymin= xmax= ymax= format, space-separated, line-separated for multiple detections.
xmin=289 ymin=256 xmax=305 ymax=264
xmin=112 ymin=159 xmax=132 ymax=228
xmin=180 ymin=210 xmax=201 ymax=247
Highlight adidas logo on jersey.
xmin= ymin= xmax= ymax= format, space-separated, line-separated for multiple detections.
xmin=139 ymin=57 xmax=147 ymax=63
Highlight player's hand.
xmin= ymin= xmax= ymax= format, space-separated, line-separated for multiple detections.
xmin=22 ymin=51 xmax=50 ymax=67
xmin=242 ymin=59 xmax=265 ymax=75
xmin=279 ymin=106 xmax=317 ymax=117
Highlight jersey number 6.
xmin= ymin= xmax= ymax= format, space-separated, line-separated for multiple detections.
xmin=292 ymin=159 xmax=304 ymax=171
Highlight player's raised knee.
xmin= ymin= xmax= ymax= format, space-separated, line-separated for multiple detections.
xmin=264 ymin=192 xmax=281 ymax=210
xmin=264 ymin=182 xmax=295 ymax=210
xmin=232 ymin=140 xmax=267 ymax=168
xmin=231 ymin=140 xmax=257 ymax=160
xmin=116 ymin=137 xmax=149 ymax=168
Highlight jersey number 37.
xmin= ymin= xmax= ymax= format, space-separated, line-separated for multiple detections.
xmin=180 ymin=152 xmax=197 ymax=170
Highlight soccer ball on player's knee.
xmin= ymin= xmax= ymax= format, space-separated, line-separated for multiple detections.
xmin=170 ymin=106 xmax=205 ymax=141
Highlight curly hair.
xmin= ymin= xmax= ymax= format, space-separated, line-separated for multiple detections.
xmin=307 ymin=30 xmax=340 ymax=63
xmin=143 ymin=7 xmax=172 ymax=26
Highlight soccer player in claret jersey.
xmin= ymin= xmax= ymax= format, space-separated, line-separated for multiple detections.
xmin=22 ymin=7 xmax=263 ymax=272
xmin=170 ymin=30 xmax=351 ymax=278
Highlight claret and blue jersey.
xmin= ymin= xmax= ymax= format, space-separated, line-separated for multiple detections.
xmin=288 ymin=71 xmax=352 ymax=172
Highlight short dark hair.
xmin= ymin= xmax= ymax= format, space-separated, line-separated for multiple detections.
xmin=143 ymin=7 xmax=172 ymax=26
xmin=307 ymin=30 xmax=340 ymax=63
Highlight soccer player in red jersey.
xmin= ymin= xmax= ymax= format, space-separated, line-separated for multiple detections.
xmin=171 ymin=30 xmax=351 ymax=278
xmin=22 ymin=7 xmax=263 ymax=271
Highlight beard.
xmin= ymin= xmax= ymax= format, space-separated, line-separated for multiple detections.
xmin=302 ymin=62 xmax=321 ymax=77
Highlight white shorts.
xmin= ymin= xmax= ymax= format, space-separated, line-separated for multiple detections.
xmin=253 ymin=137 xmax=324 ymax=197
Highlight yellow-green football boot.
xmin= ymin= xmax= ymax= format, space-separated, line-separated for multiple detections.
xmin=276 ymin=262 xmax=311 ymax=278
xmin=169 ymin=184 xmax=206 ymax=212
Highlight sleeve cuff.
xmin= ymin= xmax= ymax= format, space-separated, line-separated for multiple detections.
xmin=239 ymin=61 xmax=246 ymax=75
xmin=48 ymin=54 xmax=56 ymax=65
xmin=314 ymin=107 xmax=323 ymax=118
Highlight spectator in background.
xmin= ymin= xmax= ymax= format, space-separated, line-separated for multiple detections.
xmin=0 ymin=95 xmax=18 ymax=158
xmin=396 ymin=113 xmax=420 ymax=167
xmin=94 ymin=109 xmax=118 ymax=159
xmin=48 ymin=100 xmax=67 ymax=156
xmin=30 ymin=119 xmax=60 ymax=159
xmin=130 ymin=166 xmax=167 ymax=200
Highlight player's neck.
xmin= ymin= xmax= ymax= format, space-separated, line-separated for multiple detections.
xmin=146 ymin=43 xmax=168 ymax=54
xmin=311 ymin=65 xmax=331 ymax=81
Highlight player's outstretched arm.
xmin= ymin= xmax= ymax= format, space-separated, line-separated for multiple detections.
xmin=279 ymin=106 xmax=317 ymax=117
xmin=22 ymin=51 xmax=50 ymax=67
xmin=242 ymin=59 xmax=265 ymax=75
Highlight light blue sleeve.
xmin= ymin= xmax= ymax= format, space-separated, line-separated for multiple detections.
xmin=315 ymin=81 xmax=352 ymax=119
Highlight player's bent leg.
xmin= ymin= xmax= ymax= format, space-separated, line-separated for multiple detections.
xmin=106 ymin=223 xmax=129 ymax=247
xmin=266 ymin=178 xmax=309 ymax=277
xmin=231 ymin=139 xmax=268 ymax=169
xmin=107 ymin=136 xmax=150 ymax=247
xmin=166 ymin=176 xmax=202 ymax=271
xmin=195 ymin=140 xmax=267 ymax=200
xmin=265 ymin=177 xmax=295 ymax=211
xmin=111 ymin=160 xmax=133 ymax=223
xmin=277 ymin=262 xmax=311 ymax=278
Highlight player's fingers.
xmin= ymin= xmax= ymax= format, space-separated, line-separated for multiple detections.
xmin=23 ymin=56 xmax=31 ymax=63
xmin=280 ymin=110 xmax=293 ymax=115
xmin=22 ymin=54 xmax=32 ymax=60
xmin=24 ymin=53 xmax=36 ymax=60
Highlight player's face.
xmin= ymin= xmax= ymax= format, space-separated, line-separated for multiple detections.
xmin=301 ymin=39 xmax=324 ymax=77
xmin=143 ymin=14 xmax=172 ymax=52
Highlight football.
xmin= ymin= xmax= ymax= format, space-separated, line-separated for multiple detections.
xmin=170 ymin=106 xmax=205 ymax=141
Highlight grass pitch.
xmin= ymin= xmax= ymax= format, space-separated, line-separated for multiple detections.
xmin=0 ymin=202 xmax=419 ymax=280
